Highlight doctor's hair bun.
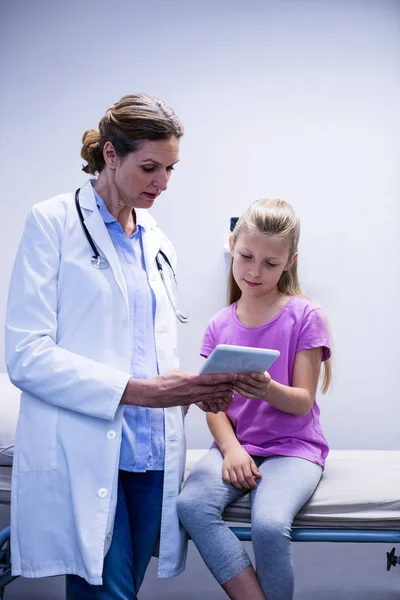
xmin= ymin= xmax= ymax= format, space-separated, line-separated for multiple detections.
xmin=80 ymin=94 xmax=183 ymax=175
xmin=81 ymin=129 xmax=104 ymax=175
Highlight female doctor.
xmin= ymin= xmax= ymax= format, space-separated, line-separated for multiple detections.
xmin=5 ymin=94 xmax=239 ymax=599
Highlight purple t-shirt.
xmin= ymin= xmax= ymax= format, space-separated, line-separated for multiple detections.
xmin=201 ymin=296 xmax=331 ymax=467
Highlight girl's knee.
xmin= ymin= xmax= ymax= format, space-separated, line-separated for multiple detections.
xmin=176 ymin=488 xmax=195 ymax=524
xmin=177 ymin=484 xmax=209 ymax=523
xmin=177 ymin=485 xmax=225 ymax=531
xmin=252 ymin=517 xmax=292 ymax=544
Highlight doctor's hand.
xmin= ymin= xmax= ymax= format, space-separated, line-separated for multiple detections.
xmin=121 ymin=371 xmax=238 ymax=410
xmin=195 ymin=393 xmax=234 ymax=414
xmin=233 ymin=371 xmax=271 ymax=400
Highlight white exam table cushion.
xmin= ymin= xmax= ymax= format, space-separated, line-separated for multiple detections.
xmin=184 ymin=449 xmax=400 ymax=530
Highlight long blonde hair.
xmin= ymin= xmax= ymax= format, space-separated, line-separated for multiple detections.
xmin=228 ymin=198 xmax=331 ymax=393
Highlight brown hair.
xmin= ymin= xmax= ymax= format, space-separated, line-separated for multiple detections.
xmin=228 ymin=198 xmax=331 ymax=393
xmin=80 ymin=94 xmax=184 ymax=175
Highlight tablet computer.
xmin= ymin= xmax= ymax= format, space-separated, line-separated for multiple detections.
xmin=199 ymin=344 xmax=280 ymax=375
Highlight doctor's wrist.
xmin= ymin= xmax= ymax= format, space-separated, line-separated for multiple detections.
xmin=120 ymin=377 xmax=151 ymax=408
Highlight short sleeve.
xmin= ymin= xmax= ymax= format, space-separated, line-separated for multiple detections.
xmin=297 ymin=308 xmax=331 ymax=361
xmin=200 ymin=319 xmax=217 ymax=358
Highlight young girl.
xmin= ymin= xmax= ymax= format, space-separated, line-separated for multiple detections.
xmin=177 ymin=199 xmax=331 ymax=600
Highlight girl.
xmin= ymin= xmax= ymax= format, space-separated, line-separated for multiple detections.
xmin=177 ymin=199 xmax=331 ymax=600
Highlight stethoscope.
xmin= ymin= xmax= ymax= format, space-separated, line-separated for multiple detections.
xmin=75 ymin=188 xmax=188 ymax=324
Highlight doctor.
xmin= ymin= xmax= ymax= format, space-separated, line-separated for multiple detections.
xmin=5 ymin=93 xmax=239 ymax=599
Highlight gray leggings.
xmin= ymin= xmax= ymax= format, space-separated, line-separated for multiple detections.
xmin=177 ymin=448 xmax=322 ymax=600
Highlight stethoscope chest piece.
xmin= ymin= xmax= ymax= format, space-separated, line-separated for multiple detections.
xmin=91 ymin=255 xmax=109 ymax=270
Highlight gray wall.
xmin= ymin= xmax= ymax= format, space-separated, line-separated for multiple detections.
xmin=1 ymin=0 xmax=400 ymax=598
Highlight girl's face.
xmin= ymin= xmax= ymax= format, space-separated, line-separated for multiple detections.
xmin=230 ymin=229 xmax=297 ymax=298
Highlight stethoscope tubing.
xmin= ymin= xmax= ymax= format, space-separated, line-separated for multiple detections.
xmin=75 ymin=188 xmax=188 ymax=322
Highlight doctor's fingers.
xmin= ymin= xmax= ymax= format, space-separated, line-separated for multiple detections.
xmin=191 ymin=391 xmax=234 ymax=405
xmin=195 ymin=383 xmax=236 ymax=396
xmin=196 ymin=373 xmax=239 ymax=386
xmin=196 ymin=401 xmax=221 ymax=414
xmin=179 ymin=392 xmax=232 ymax=408
xmin=204 ymin=395 xmax=233 ymax=413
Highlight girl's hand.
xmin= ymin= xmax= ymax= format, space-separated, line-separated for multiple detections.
xmin=233 ymin=371 xmax=271 ymax=400
xmin=222 ymin=445 xmax=262 ymax=490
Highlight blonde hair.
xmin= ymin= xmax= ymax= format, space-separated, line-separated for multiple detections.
xmin=228 ymin=198 xmax=331 ymax=393
xmin=80 ymin=93 xmax=184 ymax=175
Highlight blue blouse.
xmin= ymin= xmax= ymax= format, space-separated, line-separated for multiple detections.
xmin=93 ymin=186 xmax=165 ymax=471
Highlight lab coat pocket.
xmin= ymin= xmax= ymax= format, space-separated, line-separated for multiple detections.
xmin=15 ymin=394 xmax=58 ymax=472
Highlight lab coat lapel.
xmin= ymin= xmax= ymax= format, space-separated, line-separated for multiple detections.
xmin=77 ymin=181 xmax=128 ymax=305
xmin=137 ymin=210 xmax=163 ymax=271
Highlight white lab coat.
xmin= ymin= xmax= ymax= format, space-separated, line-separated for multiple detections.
xmin=5 ymin=179 xmax=188 ymax=584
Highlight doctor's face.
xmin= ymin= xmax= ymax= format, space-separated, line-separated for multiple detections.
xmin=112 ymin=137 xmax=180 ymax=209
